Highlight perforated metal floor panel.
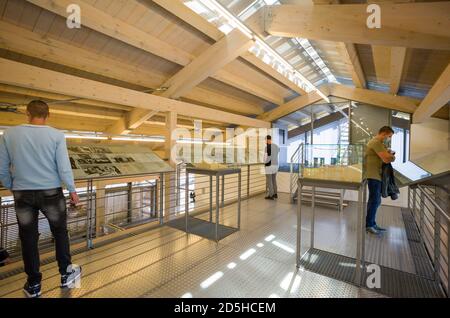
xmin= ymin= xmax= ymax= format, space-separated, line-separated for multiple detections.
xmin=298 ymin=248 xmax=444 ymax=298
xmin=401 ymin=208 xmax=435 ymax=280
xmin=0 ymin=194 xmax=435 ymax=298
xmin=166 ymin=216 xmax=238 ymax=241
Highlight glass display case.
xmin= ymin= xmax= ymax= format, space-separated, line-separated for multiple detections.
xmin=299 ymin=144 xmax=365 ymax=184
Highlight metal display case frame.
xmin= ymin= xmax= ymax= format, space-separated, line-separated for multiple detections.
xmin=180 ymin=166 xmax=242 ymax=242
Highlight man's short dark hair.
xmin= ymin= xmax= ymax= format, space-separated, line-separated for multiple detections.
xmin=27 ymin=100 xmax=49 ymax=119
xmin=378 ymin=126 xmax=394 ymax=134
xmin=266 ymin=135 xmax=272 ymax=140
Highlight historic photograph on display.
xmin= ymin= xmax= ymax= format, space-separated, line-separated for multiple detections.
xmin=68 ymin=146 xmax=93 ymax=154
xmin=82 ymin=165 xmax=122 ymax=177
xmin=76 ymin=154 xmax=112 ymax=165
xmin=111 ymin=156 xmax=136 ymax=163
xmin=69 ymin=157 xmax=78 ymax=170
xmin=89 ymin=146 xmax=112 ymax=154
xmin=67 ymin=145 xmax=112 ymax=154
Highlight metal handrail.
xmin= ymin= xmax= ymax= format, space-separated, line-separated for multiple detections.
xmin=409 ymin=184 xmax=450 ymax=297
xmin=418 ymin=185 xmax=450 ymax=223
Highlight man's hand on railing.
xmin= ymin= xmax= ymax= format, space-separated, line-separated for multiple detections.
xmin=70 ymin=192 xmax=80 ymax=206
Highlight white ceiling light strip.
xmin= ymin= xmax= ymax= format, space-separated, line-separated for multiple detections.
xmin=295 ymin=38 xmax=338 ymax=83
xmin=184 ymin=0 xmax=329 ymax=102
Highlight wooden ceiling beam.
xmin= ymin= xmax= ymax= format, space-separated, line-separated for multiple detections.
xmin=413 ymin=63 xmax=450 ymax=123
xmin=0 ymin=58 xmax=270 ymax=128
xmin=328 ymin=83 xmax=418 ymax=113
xmin=263 ymin=3 xmax=450 ymax=50
xmin=389 ymin=47 xmax=408 ymax=95
xmin=153 ymin=0 xmax=307 ymax=96
xmin=312 ymin=0 xmax=366 ymax=89
xmin=258 ymin=90 xmax=325 ymax=122
xmin=338 ymin=43 xmax=366 ymax=88
xmin=26 ymin=0 xmax=280 ymax=105
xmin=0 ymin=21 xmax=263 ymax=119
xmin=158 ymin=29 xmax=254 ymax=99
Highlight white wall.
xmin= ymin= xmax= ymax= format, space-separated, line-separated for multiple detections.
xmin=410 ymin=117 xmax=449 ymax=160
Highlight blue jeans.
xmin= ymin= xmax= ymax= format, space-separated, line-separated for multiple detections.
xmin=366 ymin=179 xmax=382 ymax=228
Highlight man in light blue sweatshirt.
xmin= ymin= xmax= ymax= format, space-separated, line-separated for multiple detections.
xmin=0 ymin=100 xmax=81 ymax=298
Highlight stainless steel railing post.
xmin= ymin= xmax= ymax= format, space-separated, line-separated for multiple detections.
xmin=215 ymin=174 xmax=220 ymax=242
xmin=185 ymin=171 xmax=189 ymax=233
xmin=86 ymin=179 xmax=94 ymax=249
xmin=247 ymin=165 xmax=250 ymax=199
xmin=209 ymin=175 xmax=213 ymax=222
xmin=447 ymin=220 xmax=450 ymax=298
xmin=176 ymin=164 xmax=181 ymax=207
xmin=221 ymin=175 xmax=225 ymax=208
xmin=413 ymin=187 xmax=417 ymax=220
xmin=238 ymin=170 xmax=242 ymax=230
xmin=407 ymin=186 xmax=411 ymax=209
xmin=361 ymin=180 xmax=367 ymax=286
xmin=0 ymin=199 xmax=4 ymax=250
xmin=420 ymin=190 xmax=425 ymax=242
xmin=296 ymin=182 xmax=303 ymax=268
xmin=355 ymin=184 xmax=363 ymax=286
xmin=434 ymin=206 xmax=441 ymax=282
xmin=159 ymin=173 xmax=164 ymax=225
xmin=311 ymin=186 xmax=315 ymax=249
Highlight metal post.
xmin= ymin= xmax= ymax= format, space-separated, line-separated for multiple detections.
xmin=154 ymin=180 xmax=158 ymax=218
xmin=447 ymin=220 xmax=450 ymax=298
xmin=311 ymin=186 xmax=315 ymax=249
xmin=215 ymin=174 xmax=220 ymax=242
xmin=355 ymin=184 xmax=363 ymax=285
xmin=433 ymin=207 xmax=441 ymax=282
xmin=176 ymin=163 xmax=181 ymax=207
xmin=407 ymin=186 xmax=411 ymax=210
xmin=420 ymin=190 xmax=425 ymax=241
xmin=247 ymin=165 xmax=250 ymax=199
xmin=86 ymin=179 xmax=94 ymax=249
xmin=152 ymin=184 xmax=157 ymax=216
xmin=339 ymin=189 xmax=345 ymax=213
xmin=348 ymin=102 xmax=352 ymax=144
xmin=238 ymin=171 xmax=242 ymax=230
xmin=185 ymin=172 xmax=189 ymax=233
xmin=361 ymin=181 xmax=367 ymax=285
xmin=290 ymin=161 xmax=293 ymax=201
xmin=159 ymin=173 xmax=164 ymax=225
xmin=296 ymin=182 xmax=303 ymax=268
xmin=209 ymin=175 xmax=213 ymax=222
xmin=0 ymin=197 xmax=4 ymax=250
xmin=127 ymin=182 xmax=132 ymax=223
xmin=221 ymin=175 xmax=225 ymax=208
xmin=413 ymin=187 xmax=417 ymax=220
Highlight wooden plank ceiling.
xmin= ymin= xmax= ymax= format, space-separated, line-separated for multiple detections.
xmin=0 ymin=0 xmax=448 ymax=139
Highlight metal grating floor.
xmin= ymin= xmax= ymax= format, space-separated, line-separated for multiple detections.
xmin=298 ymin=248 xmax=443 ymax=298
xmin=400 ymin=208 xmax=436 ymax=280
xmin=0 ymin=193 xmax=436 ymax=298
xmin=166 ymin=216 xmax=238 ymax=241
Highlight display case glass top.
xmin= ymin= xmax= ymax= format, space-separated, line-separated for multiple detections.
xmin=299 ymin=144 xmax=364 ymax=184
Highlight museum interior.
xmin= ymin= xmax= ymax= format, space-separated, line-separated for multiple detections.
xmin=0 ymin=0 xmax=449 ymax=299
